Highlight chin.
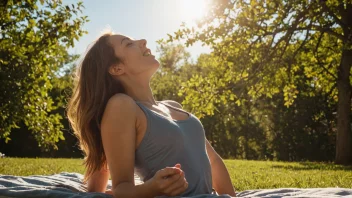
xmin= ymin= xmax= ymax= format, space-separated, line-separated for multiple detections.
xmin=152 ymin=60 xmax=160 ymax=68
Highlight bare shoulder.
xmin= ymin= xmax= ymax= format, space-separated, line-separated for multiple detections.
xmin=105 ymin=93 xmax=138 ymax=113
xmin=102 ymin=93 xmax=139 ymax=129
xmin=107 ymin=93 xmax=136 ymax=106
xmin=160 ymin=100 xmax=183 ymax=109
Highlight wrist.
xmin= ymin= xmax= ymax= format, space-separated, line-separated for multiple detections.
xmin=144 ymin=178 xmax=161 ymax=197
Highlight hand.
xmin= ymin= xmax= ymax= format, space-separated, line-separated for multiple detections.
xmin=150 ymin=163 xmax=189 ymax=197
xmin=104 ymin=189 xmax=113 ymax=195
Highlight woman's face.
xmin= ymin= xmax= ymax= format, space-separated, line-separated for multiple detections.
xmin=108 ymin=34 xmax=160 ymax=77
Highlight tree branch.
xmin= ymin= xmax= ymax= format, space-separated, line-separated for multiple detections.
xmin=314 ymin=32 xmax=338 ymax=80
xmin=319 ymin=0 xmax=345 ymax=27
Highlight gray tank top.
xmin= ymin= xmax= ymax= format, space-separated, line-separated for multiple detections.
xmin=133 ymin=101 xmax=216 ymax=197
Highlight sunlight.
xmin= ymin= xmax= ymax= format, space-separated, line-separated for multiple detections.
xmin=179 ymin=0 xmax=210 ymax=25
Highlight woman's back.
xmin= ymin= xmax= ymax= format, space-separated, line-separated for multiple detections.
xmin=134 ymin=101 xmax=213 ymax=197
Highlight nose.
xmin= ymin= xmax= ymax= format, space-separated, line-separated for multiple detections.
xmin=139 ymin=39 xmax=147 ymax=48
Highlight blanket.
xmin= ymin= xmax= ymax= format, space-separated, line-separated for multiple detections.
xmin=0 ymin=172 xmax=351 ymax=197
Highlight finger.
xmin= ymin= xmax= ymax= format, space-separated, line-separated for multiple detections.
xmin=174 ymin=163 xmax=181 ymax=169
xmin=174 ymin=164 xmax=182 ymax=175
xmin=174 ymin=165 xmax=182 ymax=176
xmin=164 ymin=172 xmax=186 ymax=193
xmin=163 ymin=174 xmax=184 ymax=195
xmin=158 ymin=167 xmax=181 ymax=178
xmin=169 ymin=179 xmax=189 ymax=196
xmin=164 ymin=171 xmax=182 ymax=186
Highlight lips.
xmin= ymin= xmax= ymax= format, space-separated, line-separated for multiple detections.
xmin=143 ymin=49 xmax=152 ymax=56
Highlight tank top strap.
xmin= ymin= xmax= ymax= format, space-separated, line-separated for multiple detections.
xmin=158 ymin=101 xmax=191 ymax=116
xmin=134 ymin=101 xmax=150 ymax=116
xmin=135 ymin=100 xmax=161 ymax=122
xmin=135 ymin=100 xmax=193 ymax=123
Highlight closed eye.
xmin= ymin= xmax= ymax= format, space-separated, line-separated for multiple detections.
xmin=127 ymin=42 xmax=133 ymax=46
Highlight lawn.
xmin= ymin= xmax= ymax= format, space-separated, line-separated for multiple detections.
xmin=1 ymin=158 xmax=351 ymax=192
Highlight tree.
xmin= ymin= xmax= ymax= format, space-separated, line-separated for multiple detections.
xmin=151 ymin=40 xmax=192 ymax=101
xmin=0 ymin=0 xmax=88 ymax=151
xmin=155 ymin=39 xmax=191 ymax=70
xmin=152 ymin=33 xmax=336 ymax=161
xmin=168 ymin=0 xmax=352 ymax=164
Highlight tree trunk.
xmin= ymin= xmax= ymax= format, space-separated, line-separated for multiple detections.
xmin=335 ymin=49 xmax=352 ymax=165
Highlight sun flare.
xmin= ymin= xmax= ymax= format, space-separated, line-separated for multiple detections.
xmin=179 ymin=0 xmax=210 ymax=25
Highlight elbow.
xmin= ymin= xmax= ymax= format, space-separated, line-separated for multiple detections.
xmin=111 ymin=187 xmax=118 ymax=197
xmin=229 ymin=191 xmax=236 ymax=197
xmin=111 ymin=186 xmax=128 ymax=198
xmin=86 ymin=185 xmax=96 ymax=193
xmin=86 ymin=182 xmax=107 ymax=193
xmin=111 ymin=182 xmax=133 ymax=198
xmin=111 ymin=183 xmax=119 ymax=196
xmin=110 ymin=182 xmax=119 ymax=197
xmin=87 ymin=187 xmax=104 ymax=193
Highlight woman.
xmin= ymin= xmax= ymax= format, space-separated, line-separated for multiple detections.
xmin=67 ymin=31 xmax=236 ymax=198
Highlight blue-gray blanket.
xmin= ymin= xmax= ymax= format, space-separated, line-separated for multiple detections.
xmin=0 ymin=172 xmax=351 ymax=198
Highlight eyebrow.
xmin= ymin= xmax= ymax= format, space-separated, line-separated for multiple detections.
xmin=121 ymin=37 xmax=132 ymax=45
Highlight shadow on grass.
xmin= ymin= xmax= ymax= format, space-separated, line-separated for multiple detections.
xmin=271 ymin=162 xmax=352 ymax=171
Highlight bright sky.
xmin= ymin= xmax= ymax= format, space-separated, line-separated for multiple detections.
xmin=67 ymin=0 xmax=212 ymax=62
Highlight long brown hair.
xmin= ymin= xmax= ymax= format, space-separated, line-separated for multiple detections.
xmin=67 ymin=32 xmax=125 ymax=184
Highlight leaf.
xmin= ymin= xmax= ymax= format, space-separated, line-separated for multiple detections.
xmin=235 ymin=99 xmax=241 ymax=106
xmin=0 ymin=0 xmax=87 ymax=150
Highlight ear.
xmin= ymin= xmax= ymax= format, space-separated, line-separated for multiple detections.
xmin=109 ymin=64 xmax=124 ymax=76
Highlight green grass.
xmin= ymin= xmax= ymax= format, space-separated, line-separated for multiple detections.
xmin=0 ymin=158 xmax=86 ymax=176
xmin=224 ymin=159 xmax=352 ymax=191
xmin=1 ymin=158 xmax=351 ymax=191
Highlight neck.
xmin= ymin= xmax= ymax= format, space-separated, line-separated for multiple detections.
xmin=120 ymin=76 xmax=157 ymax=106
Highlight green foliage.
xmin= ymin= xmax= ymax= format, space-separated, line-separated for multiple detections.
xmin=151 ymin=40 xmax=193 ymax=102
xmin=166 ymin=0 xmax=352 ymax=163
xmin=0 ymin=0 xmax=87 ymax=151
xmin=167 ymin=0 xmax=349 ymax=111
xmin=155 ymin=39 xmax=191 ymax=69
xmin=151 ymin=35 xmax=339 ymax=161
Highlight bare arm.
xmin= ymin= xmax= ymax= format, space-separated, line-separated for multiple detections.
xmin=206 ymin=139 xmax=236 ymax=197
xmin=100 ymin=94 xmax=158 ymax=198
xmin=86 ymin=163 xmax=110 ymax=193
xmin=86 ymin=165 xmax=153 ymax=196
